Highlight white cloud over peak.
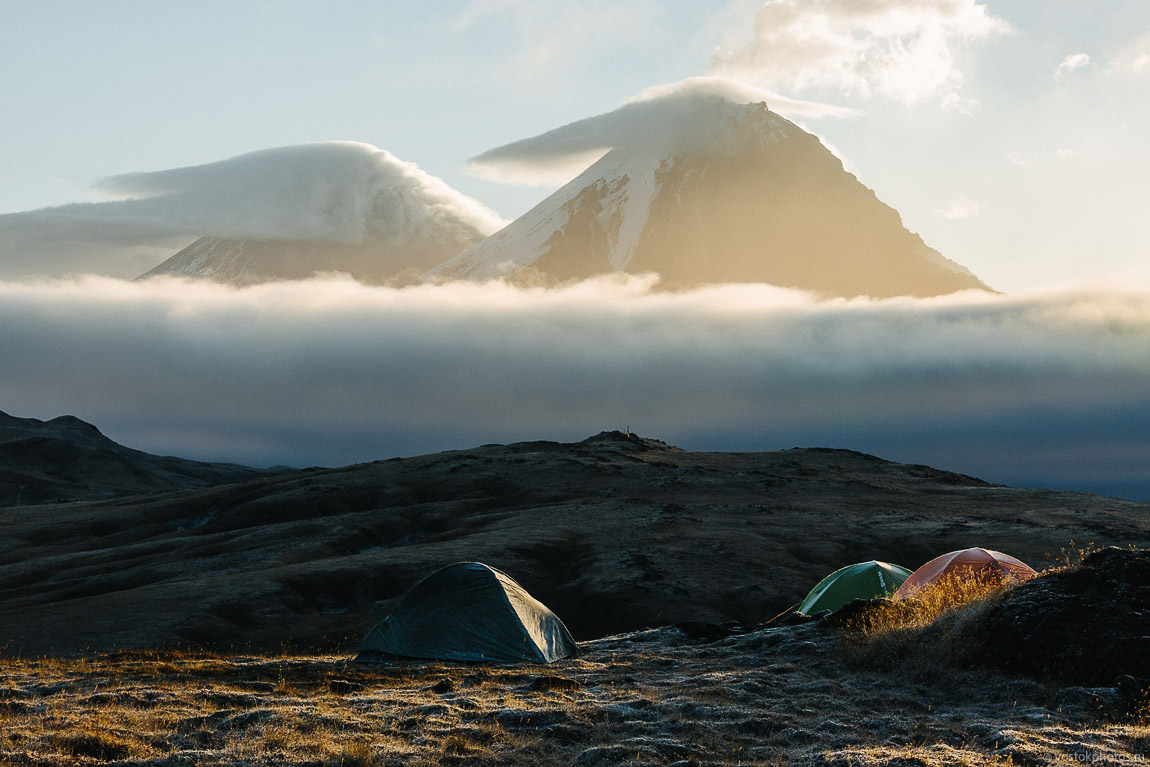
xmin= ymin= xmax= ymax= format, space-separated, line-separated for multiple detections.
xmin=465 ymin=77 xmax=855 ymax=186
xmin=95 ymin=142 xmax=505 ymax=243
xmin=712 ymin=0 xmax=1010 ymax=105
xmin=0 ymin=142 xmax=505 ymax=280
xmin=626 ymin=77 xmax=858 ymax=118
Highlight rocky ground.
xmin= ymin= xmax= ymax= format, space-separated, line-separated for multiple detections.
xmin=2 ymin=431 xmax=1149 ymax=656
xmin=3 ymin=426 xmax=1149 ymax=764
xmin=2 ymin=552 xmax=1148 ymax=766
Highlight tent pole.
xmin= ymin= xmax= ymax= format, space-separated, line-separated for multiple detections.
xmin=761 ymin=601 xmax=801 ymax=627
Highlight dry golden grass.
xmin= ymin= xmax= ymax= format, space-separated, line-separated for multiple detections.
xmin=830 ymin=567 xmax=1039 ymax=683
xmin=1 ymin=619 xmax=1147 ymax=766
xmin=847 ymin=570 xmax=1014 ymax=636
xmin=0 ymin=649 xmax=601 ymax=766
xmin=1051 ymin=540 xmax=1104 ymax=570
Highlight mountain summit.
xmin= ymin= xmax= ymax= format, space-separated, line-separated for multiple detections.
xmin=427 ymin=88 xmax=988 ymax=298
xmin=135 ymin=142 xmax=503 ymax=286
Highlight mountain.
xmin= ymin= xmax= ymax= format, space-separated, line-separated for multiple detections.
xmin=1 ymin=430 xmax=1146 ymax=655
xmin=0 ymin=410 xmax=276 ymax=506
xmin=138 ymin=231 xmax=485 ymax=286
xmin=135 ymin=142 xmax=502 ymax=285
xmin=426 ymin=98 xmax=988 ymax=298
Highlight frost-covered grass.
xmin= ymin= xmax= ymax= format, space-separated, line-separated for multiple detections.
xmin=0 ymin=625 xmax=1146 ymax=766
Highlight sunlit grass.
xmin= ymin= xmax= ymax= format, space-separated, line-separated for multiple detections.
xmin=1 ymin=553 xmax=1147 ymax=767
xmin=0 ymin=649 xmax=596 ymax=766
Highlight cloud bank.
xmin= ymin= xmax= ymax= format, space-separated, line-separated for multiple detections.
xmin=713 ymin=0 xmax=1010 ymax=105
xmin=0 ymin=142 xmax=505 ymax=280
xmin=1 ymin=276 xmax=1147 ymax=499
xmin=466 ymin=77 xmax=856 ymax=185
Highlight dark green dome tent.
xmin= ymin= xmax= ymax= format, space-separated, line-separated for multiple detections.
xmin=357 ymin=562 xmax=579 ymax=663
xmin=798 ymin=560 xmax=913 ymax=614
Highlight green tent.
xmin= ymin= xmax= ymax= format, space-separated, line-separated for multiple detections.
xmin=357 ymin=562 xmax=580 ymax=663
xmin=798 ymin=560 xmax=913 ymax=614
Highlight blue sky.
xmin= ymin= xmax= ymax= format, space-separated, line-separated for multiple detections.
xmin=0 ymin=2 xmax=714 ymax=222
xmin=3 ymin=1 xmax=1149 ymax=291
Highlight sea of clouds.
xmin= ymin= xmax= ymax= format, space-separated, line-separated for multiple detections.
xmin=2 ymin=274 xmax=1147 ymax=499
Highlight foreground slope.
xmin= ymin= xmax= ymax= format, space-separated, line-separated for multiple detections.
xmin=0 ymin=410 xmax=273 ymax=507
xmin=429 ymin=88 xmax=989 ymax=297
xmin=3 ymin=617 xmax=1146 ymax=765
xmin=1 ymin=431 xmax=1146 ymax=655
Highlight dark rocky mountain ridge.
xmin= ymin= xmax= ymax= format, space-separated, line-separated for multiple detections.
xmin=1 ymin=428 xmax=1147 ymax=657
xmin=0 ymin=410 xmax=276 ymax=507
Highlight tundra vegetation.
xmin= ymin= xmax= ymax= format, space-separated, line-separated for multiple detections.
xmin=2 ymin=548 xmax=1147 ymax=767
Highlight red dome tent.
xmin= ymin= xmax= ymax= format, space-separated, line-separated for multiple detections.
xmin=893 ymin=547 xmax=1037 ymax=600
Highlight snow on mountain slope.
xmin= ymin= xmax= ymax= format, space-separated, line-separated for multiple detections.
xmin=139 ymin=232 xmax=482 ymax=286
xmin=426 ymin=86 xmax=989 ymax=298
xmin=137 ymin=143 xmax=502 ymax=286
xmin=428 ymin=150 xmax=656 ymax=283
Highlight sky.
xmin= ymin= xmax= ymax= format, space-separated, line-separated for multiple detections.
xmin=1 ymin=1 xmax=1149 ymax=500
xmin=2 ymin=0 xmax=1149 ymax=290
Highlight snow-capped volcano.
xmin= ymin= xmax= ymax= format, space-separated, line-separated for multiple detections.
xmin=136 ymin=142 xmax=503 ymax=285
xmin=139 ymin=229 xmax=483 ymax=286
xmin=426 ymin=86 xmax=988 ymax=298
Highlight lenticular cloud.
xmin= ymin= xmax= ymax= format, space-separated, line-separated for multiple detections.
xmin=465 ymin=77 xmax=857 ymax=185
xmin=94 ymin=142 xmax=505 ymax=244
xmin=0 ymin=142 xmax=505 ymax=280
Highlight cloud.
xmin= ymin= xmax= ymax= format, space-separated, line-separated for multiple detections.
xmin=1108 ymin=32 xmax=1150 ymax=74
xmin=1 ymin=276 xmax=1148 ymax=499
xmin=712 ymin=0 xmax=1010 ymax=105
xmin=1055 ymin=53 xmax=1092 ymax=79
xmin=465 ymin=76 xmax=857 ymax=185
xmin=934 ymin=193 xmax=980 ymax=219
xmin=0 ymin=142 xmax=505 ymax=280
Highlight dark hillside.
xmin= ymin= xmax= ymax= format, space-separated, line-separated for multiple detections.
xmin=0 ymin=410 xmax=276 ymax=506
xmin=1 ymin=431 xmax=1147 ymax=655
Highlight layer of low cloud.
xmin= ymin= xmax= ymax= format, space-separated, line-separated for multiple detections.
xmin=713 ymin=0 xmax=1010 ymax=106
xmin=2 ymin=276 xmax=1147 ymax=499
xmin=466 ymin=77 xmax=856 ymax=185
xmin=0 ymin=142 xmax=505 ymax=280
